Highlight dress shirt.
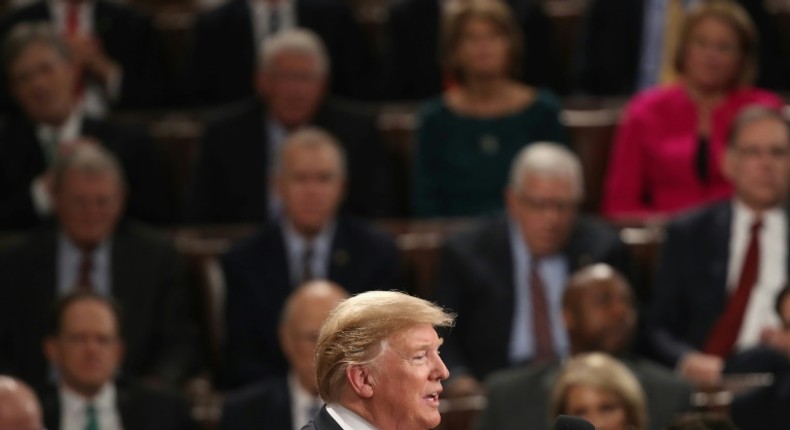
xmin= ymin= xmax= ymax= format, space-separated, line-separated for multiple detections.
xmin=282 ymin=218 xmax=335 ymax=287
xmin=726 ymin=200 xmax=786 ymax=350
xmin=57 ymin=232 xmax=112 ymax=297
xmin=325 ymin=403 xmax=377 ymax=430
xmin=507 ymin=218 xmax=569 ymax=364
xmin=637 ymin=0 xmax=700 ymax=90
xmin=288 ymin=371 xmax=322 ymax=430
xmin=249 ymin=0 xmax=296 ymax=47
xmin=60 ymin=383 xmax=123 ymax=430
xmin=265 ymin=115 xmax=289 ymax=217
xmin=32 ymin=108 xmax=83 ymax=216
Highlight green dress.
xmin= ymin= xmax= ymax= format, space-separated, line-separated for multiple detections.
xmin=412 ymin=89 xmax=569 ymax=217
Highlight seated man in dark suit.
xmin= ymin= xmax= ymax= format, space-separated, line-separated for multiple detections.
xmin=221 ymin=127 xmax=399 ymax=388
xmin=220 ymin=281 xmax=348 ymax=430
xmin=41 ymin=292 xmax=195 ymax=430
xmin=649 ymin=106 xmax=790 ymax=385
xmin=434 ymin=142 xmax=633 ymax=393
xmin=0 ymin=375 xmax=44 ymax=429
xmin=0 ymin=144 xmax=198 ymax=392
xmin=476 ymin=264 xmax=691 ymax=430
xmin=0 ymin=0 xmax=168 ymax=113
xmin=0 ymin=23 xmax=174 ymax=229
xmin=186 ymin=29 xmax=390 ymax=223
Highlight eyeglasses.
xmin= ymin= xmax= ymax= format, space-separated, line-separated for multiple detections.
xmin=516 ymin=194 xmax=579 ymax=213
xmin=732 ymin=145 xmax=790 ymax=160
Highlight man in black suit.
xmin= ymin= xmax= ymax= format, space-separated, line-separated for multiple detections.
xmin=0 ymin=375 xmax=44 ymax=429
xmin=434 ymin=143 xmax=633 ymax=393
xmin=188 ymin=0 xmax=375 ymax=105
xmin=476 ymin=264 xmax=691 ymax=430
xmin=186 ymin=29 xmax=391 ymax=223
xmin=40 ymin=292 xmax=195 ymax=430
xmin=221 ymin=127 xmax=399 ymax=388
xmin=573 ymin=0 xmax=789 ymax=95
xmin=0 ymin=0 xmax=167 ymax=112
xmin=386 ymin=0 xmax=563 ymax=100
xmin=0 ymin=144 xmax=198 ymax=392
xmin=220 ymin=281 xmax=347 ymax=430
xmin=649 ymin=106 xmax=790 ymax=385
xmin=0 ymin=23 xmax=174 ymax=229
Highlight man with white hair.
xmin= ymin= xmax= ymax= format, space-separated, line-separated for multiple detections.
xmin=434 ymin=142 xmax=633 ymax=393
xmin=0 ymin=376 xmax=43 ymax=430
xmin=187 ymin=28 xmax=390 ymax=223
xmin=304 ymin=290 xmax=455 ymax=430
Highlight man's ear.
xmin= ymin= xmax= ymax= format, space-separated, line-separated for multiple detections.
xmin=43 ymin=337 xmax=59 ymax=365
xmin=346 ymin=365 xmax=375 ymax=399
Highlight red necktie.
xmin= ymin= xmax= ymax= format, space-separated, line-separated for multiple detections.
xmin=65 ymin=2 xmax=79 ymax=36
xmin=704 ymin=219 xmax=763 ymax=357
xmin=530 ymin=260 xmax=554 ymax=362
xmin=76 ymin=252 xmax=93 ymax=291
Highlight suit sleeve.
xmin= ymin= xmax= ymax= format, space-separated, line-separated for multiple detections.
xmin=343 ymin=115 xmax=393 ymax=218
xmin=432 ymin=241 xmax=471 ymax=378
xmin=0 ymin=179 xmax=40 ymax=230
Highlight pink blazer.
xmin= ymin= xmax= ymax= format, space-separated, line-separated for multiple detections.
xmin=602 ymin=84 xmax=783 ymax=218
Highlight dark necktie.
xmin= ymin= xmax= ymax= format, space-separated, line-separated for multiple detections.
xmin=695 ymin=135 xmax=710 ymax=185
xmin=84 ymin=403 xmax=99 ymax=430
xmin=76 ymin=252 xmax=93 ymax=291
xmin=704 ymin=218 xmax=763 ymax=357
xmin=301 ymin=245 xmax=314 ymax=285
xmin=530 ymin=259 xmax=554 ymax=362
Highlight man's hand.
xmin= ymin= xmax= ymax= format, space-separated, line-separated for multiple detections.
xmin=678 ymin=352 xmax=724 ymax=386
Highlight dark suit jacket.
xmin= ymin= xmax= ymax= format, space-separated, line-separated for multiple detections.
xmin=573 ymin=0 xmax=790 ymax=95
xmin=0 ymin=0 xmax=168 ymax=110
xmin=648 ymin=200 xmax=790 ymax=367
xmin=0 ymin=222 xmax=199 ymax=391
xmin=0 ymin=116 xmax=175 ymax=229
xmin=185 ymin=100 xmax=391 ymax=223
xmin=222 ymin=216 xmax=399 ymax=388
xmin=220 ymin=377 xmax=292 ymax=430
xmin=41 ymin=382 xmax=195 ymax=430
xmin=385 ymin=0 xmax=563 ymax=100
xmin=301 ymin=406 xmax=343 ymax=430
xmin=187 ymin=0 xmax=377 ymax=105
xmin=475 ymin=355 xmax=692 ymax=430
xmin=434 ymin=214 xmax=633 ymax=380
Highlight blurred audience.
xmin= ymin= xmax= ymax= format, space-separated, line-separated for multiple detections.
xmin=0 ymin=376 xmax=43 ymax=430
xmin=648 ymin=106 xmax=790 ymax=385
xmin=574 ymin=0 xmax=790 ymax=96
xmin=220 ymin=281 xmax=347 ymax=430
xmin=0 ymin=144 xmax=198 ymax=391
xmin=0 ymin=0 xmax=168 ymax=114
xmin=186 ymin=29 xmax=391 ymax=224
xmin=666 ymin=413 xmax=738 ymax=430
xmin=434 ymin=143 xmax=632 ymax=392
xmin=549 ymin=353 xmax=647 ymax=430
xmin=476 ymin=264 xmax=690 ymax=430
xmin=41 ymin=292 xmax=195 ymax=430
xmin=0 ymin=23 xmax=174 ymax=230
xmin=386 ymin=0 xmax=562 ymax=100
xmin=603 ymin=0 xmax=783 ymax=218
xmin=412 ymin=0 xmax=568 ymax=217
xmin=221 ymin=128 xmax=398 ymax=388
xmin=188 ymin=0 xmax=376 ymax=105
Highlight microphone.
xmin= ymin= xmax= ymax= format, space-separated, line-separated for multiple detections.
xmin=552 ymin=415 xmax=596 ymax=430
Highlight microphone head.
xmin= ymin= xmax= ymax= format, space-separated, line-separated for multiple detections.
xmin=552 ymin=415 xmax=596 ymax=430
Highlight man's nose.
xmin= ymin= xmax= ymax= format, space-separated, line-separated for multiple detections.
xmin=432 ymin=355 xmax=450 ymax=380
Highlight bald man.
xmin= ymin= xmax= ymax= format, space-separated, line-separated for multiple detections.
xmin=476 ymin=264 xmax=691 ymax=430
xmin=0 ymin=376 xmax=43 ymax=430
xmin=221 ymin=281 xmax=349 ymax=430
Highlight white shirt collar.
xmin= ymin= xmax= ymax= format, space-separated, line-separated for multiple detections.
xmin=325 ymin=403 xmax=378 ymax=430
xmin=48 ymin=0 xmax=94 ymax=35
xmin=732 ymin=199 xmax=785 ymax=231
xmin=60 ymin=382 xmax=115 ymax=418
xmin=288 ymin=371 xmax=321 ymax=430
xmin=36 ymin=108 xmax=83 ymax=159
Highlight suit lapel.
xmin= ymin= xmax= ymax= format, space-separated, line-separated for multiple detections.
xmin=327 ymin=220 xmax=352 ymax=287
xmin=313 ymin=406 xmax=344 ymax=430
xmin=708 ymin=203 xmax=733 ymax=310
xmin=42 ymin=388 xmax=61 ymax=430
xmin=117 ymin=386 xmax=146 ymax=429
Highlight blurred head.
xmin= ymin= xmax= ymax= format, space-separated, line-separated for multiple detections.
xmin=550 ymin=353 xmax=647 ymax=430
xmin=44 ymin=292 xmax=124 ymax=398
xmin=315 ymin=291 xmax=455 ymax=430
xmin=775 ymin=284 xmax=790 ymax=329
xmin=675 ymin=0 xmax=757 ymax=91
xmin=441 ymin=0 xmax=522 ymax=84
xmin=4 ymin=23 xmax=77 ymax=126
xmin=256 ymin=29 xmax=328 ymax=128
xmin=52 ymin=144 xmax=126 ymax=250
xmin=275 ymin=127 xmax=345 ymax=237
xmin=0 ymin=376 xmax=43 ymax=430
xmin=505 ymin=143 xmax=584 ymax=257
xmin=723 ymin=106 xmax=790 ymax=212
xmin=563 ymin=264 xmax=636 ymax=355
xmin=279 ymin=281 xmax=349 ymax=395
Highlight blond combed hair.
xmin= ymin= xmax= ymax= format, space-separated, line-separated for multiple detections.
xmin=315 ymin=291 xmax=455 ymax=402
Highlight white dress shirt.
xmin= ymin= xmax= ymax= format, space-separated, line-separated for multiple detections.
xmin=31 ymin=109 xmax=83 ymax=216
xmin=249 ymin=0 xmax=296 ymax=48
xmin=288 ymin=372 xmax=322 ymax=430
xmin=57 ymin=231 xmax=113 ymax=296
xmin=60 ymin=383 xmax=123 ymax=430
xmin=726 ymin=200 xmax=786 ymax=351
xmin=325 ymin=403 xmax=377 ymax=430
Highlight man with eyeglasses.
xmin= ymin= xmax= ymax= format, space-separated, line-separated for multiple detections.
xmin=433 ymin=142 xmax=633 ymax=395
xmin=0 ymin=376 xmax=44 ymax=430
xmin=649 ymin=105 xmax=790 ymax=387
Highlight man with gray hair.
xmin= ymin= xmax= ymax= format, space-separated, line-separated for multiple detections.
xmin=0 ymin=144 xmax=198 ymax=392
xmin=187 ymin=28 xmax=390 ymax=224
xmin=434 ymin=142 xmax=632 ymax=393
xmin=0 ymin=376 xmax=44 ymax=430
xmin=304 ymin=290 xmax=454 ymax=430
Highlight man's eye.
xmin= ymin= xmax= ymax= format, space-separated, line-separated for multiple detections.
xmin=413 ymin=354 xmax=426 ymax=361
